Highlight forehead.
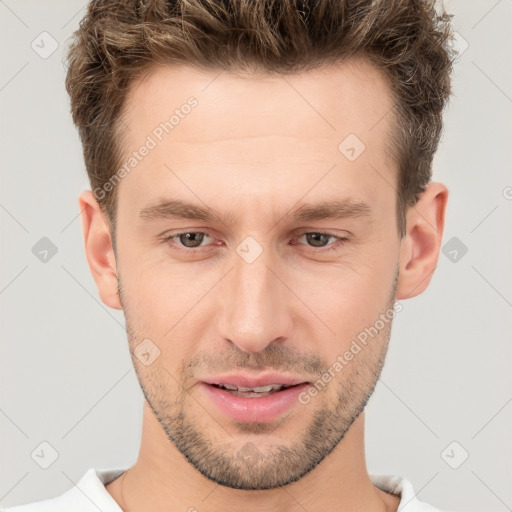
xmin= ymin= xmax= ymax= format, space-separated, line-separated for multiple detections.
xmin=121 ymin=59 xmax=395 ymax=143
xmin=116 ymin=59 xmax=397 ymax=216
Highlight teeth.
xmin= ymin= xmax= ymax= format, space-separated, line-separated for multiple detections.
xmin=221 ymin=383 xmax=238 ymax=391
xmin=240 ymin=385 xmax=284 ymax=392
xmin=219 ymin=384 xmax=285 ymax=392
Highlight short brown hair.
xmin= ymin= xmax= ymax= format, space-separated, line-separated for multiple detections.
xmin=65 ymin=0 xmax=454 ymax=241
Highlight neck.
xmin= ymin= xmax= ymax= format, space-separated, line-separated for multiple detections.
xmin=106 ymin=402 xmax=399 ymax=512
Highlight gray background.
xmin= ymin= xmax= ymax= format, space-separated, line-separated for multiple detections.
xmin=1 ymin=1 xmax=511 ymax=510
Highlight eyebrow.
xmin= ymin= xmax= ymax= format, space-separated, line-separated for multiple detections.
xmin=139 ymin=198 xmax=373 ymax=225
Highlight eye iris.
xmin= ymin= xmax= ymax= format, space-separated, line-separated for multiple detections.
xmin=175 ymin=233 xmax=335 ymax=249
xmin=179 ymin=233 xmax=204 ymax=248
xmin=306 ymin=233 xmax=330 ymax=247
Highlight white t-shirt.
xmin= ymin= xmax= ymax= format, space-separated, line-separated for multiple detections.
xmin=1 ymin=467 xmax=444 ymax=511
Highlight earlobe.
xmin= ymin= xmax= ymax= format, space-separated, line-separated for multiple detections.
xmin=396 ymin=182 xmax=449 ymax=300
xmin=78 ymin=190 xmax=122 ymax=310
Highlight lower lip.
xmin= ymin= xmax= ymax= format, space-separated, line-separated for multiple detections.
xmin=200 ymin=382 xmax=310 ymax=423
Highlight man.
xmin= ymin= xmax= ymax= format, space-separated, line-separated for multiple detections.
xmin=3 ymin=0 xmax=454 ymax=510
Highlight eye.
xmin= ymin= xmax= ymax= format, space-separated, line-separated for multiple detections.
xmin=165 ymin=231 xmax=213 ymax=249
xmin=161 ymin=230 xmax=348 ymax=254
xmin=294 ymin=231 xmax=348 ymax=251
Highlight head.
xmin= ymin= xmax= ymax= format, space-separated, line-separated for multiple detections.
xmin=68 ymin=0 xmax=453 ymax=491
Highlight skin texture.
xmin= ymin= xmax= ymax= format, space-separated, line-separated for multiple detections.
xmin=79 ymin=59 xmax=448 ymax=512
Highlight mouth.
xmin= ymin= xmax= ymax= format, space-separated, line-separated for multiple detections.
xmin=209 ymin=382 xmax=302 ymax=398
xmin=200 ymin=373 xmax=311 ymax=422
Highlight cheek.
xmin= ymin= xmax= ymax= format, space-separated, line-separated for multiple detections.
xmin=119 ymin=250 xmax=222 ymax=349
xmin=118 ymin=220 xmax=399 ymax=349
xmin=297 ymin=251 xmax=399 ymax=369
xmin=300 ymin=250 xmax=397 ymax=325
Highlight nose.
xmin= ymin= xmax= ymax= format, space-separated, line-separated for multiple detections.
xmin=216 ymin=245 xmax=294 ymax=353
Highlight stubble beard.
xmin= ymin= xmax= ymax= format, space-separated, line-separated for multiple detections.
xmin=117 ymin=267 xmax=398 ymax=490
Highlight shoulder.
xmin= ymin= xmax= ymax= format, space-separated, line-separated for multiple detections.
xmin=1 ymin=467 xmax=127 ymax=512
xmin=370 ymin=473 xmax=445 ymax=512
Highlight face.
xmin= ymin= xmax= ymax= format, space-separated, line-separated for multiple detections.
xmin=114 ymin=60 xmax=402 ymax=490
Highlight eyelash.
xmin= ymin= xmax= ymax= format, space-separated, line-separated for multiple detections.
xmin=162 ymin=230 xmax=349 ymax=254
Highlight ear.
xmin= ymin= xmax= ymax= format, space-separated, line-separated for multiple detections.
xmin=78 ymin=190 xmax=122 ymax=310
xmin=396 ymin=182 xmax=449 ymax=300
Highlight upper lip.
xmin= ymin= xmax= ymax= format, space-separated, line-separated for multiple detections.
xmin=202 ymin=372 xmax=308 ymax=388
